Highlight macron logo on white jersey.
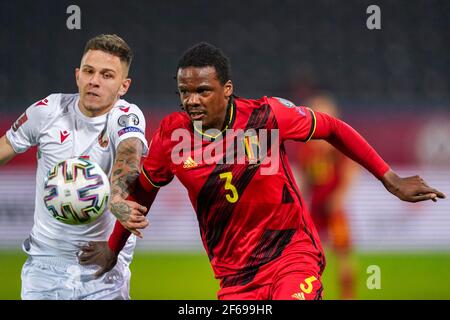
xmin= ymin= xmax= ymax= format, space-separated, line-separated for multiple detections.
xmin=60 ymin=130 xmax=70 ymax=143
xmin=35 ymin=98 xmax=49 ymax=107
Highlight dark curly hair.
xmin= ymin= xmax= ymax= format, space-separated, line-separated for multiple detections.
xmin=177 ymin=42 xmax=231 ymax=85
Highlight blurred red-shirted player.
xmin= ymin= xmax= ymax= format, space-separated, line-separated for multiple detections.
xmin=78 ymin=43 xmax=446 ymax=300
xmin=297 ymin=94 xmax=359 ymax=299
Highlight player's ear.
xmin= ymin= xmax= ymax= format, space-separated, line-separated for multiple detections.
xmin=118 ymin=78 xmax=131 ymax=97
xmin=75 ymin=68 xmax=80 ymax=87
xmin=224 ymin=80 xmax=233 ymax=98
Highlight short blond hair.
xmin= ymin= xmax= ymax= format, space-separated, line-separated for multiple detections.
xmin=83 ymin=34 xmax=133 ymax=68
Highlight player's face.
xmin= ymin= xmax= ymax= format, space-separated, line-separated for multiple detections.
xmin=177 ymin=66 xmax=233 ymax=131
xmin=75 ymin=50 xmax=131 ymax=117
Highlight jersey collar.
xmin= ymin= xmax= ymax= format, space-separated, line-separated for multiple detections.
xmin=193 ymin=96 xmax=236 ymax=141
xmin=75 ymin=96 xmax=109 ymax=125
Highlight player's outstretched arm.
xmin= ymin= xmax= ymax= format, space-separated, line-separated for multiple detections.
xmin=312 ymin=111 xmax=446 ymax=203
xmin=380 ymin=169 xmax=446 ymax=203
xmin=78 ymin=137 xmax=149 ymax=276
xmin=109 ymin=137 xmax=149 ymax=238
xmin=79 ymin=126 xmax=167 ymax=276
xmin=79 ymin=177 xmax=159 ymax=277
xmin=0 ymin=135 xmax=17 ymax=166
xmin=79 ymin=146 xmax=161 ymax=276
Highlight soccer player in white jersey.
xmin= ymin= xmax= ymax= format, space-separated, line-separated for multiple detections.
xmin=0 ymin=34 xmax=149 ymax=299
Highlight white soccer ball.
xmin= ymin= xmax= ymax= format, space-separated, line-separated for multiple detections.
xmin=43 ymin=157 xmax=110 ymax=225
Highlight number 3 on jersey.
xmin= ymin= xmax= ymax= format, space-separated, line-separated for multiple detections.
xmin=219 ymin=172 xmax=239 ymax=203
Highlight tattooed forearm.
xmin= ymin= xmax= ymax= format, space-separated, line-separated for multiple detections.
xmin=110 ymin=201 xmax=132 ymax=221
xmin=109 ymin=137 xmax=143 ymax=221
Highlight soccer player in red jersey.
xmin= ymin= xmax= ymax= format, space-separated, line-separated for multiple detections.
xmin=297 ymin=93 xmax=359 ymax=299
xmin=79 ymin=42 xmax=446 ymax=300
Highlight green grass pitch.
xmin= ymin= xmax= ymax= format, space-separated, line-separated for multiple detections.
xmin=1 ymin=250 xmax=449 ymax=299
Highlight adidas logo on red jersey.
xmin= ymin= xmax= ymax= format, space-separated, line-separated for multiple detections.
xmin=291 ymin=292 xmax=306 ymax=300
xmin=183 ymin=156 xmax=198 ymax=169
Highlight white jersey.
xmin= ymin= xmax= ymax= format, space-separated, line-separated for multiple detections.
xmin=6 ymin=93 xmax=148 ymax=264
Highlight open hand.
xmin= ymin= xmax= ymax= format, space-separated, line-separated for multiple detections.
xmin=381 ymin=170 xmax=446 ymax=203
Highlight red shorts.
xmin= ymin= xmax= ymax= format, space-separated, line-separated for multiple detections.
xmin=217 ymin=250 xmax=324 ymax=300
xmin=219 ymin=272 xmax=323 ymax=300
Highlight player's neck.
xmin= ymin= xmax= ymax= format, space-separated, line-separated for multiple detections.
xmin=193 ymin=98 xmax=234 ymax=135
xmin=77 ymin=100 xmax=116 ymax=118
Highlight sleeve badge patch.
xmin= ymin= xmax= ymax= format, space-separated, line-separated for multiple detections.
xmin=12 ymin=113 xmax=28 ymax=132
xmin=118 ymin=126 xmax=144 ymax=137
xmin=274 ymin=97 xmax=296 ymax=108
xmin=118 ymin=113 xmax=139 ymax=127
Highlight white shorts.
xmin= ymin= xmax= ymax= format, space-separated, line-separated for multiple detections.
xmin=21 ymin=255 xmax=131 ymax=300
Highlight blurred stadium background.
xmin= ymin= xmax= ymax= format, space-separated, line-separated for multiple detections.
xmin=0 ymin=0 xmax=449 ymax=299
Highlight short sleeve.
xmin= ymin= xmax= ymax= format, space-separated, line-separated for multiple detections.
xmin=268 ymin=97 xmax=316 ymax=143
xmin=109 ymin=103 xmax=148 ymax=155
xmin=141 ymin=122 xmax=174 ymax=188
xmin=6 ymin=94 xmax=57 ymax=153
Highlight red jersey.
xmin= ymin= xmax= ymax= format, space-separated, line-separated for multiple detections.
xmin=298 ymin=142 xmax=350 ymax=214
xmin=141 ymin=96 xmax=325 ymax=286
